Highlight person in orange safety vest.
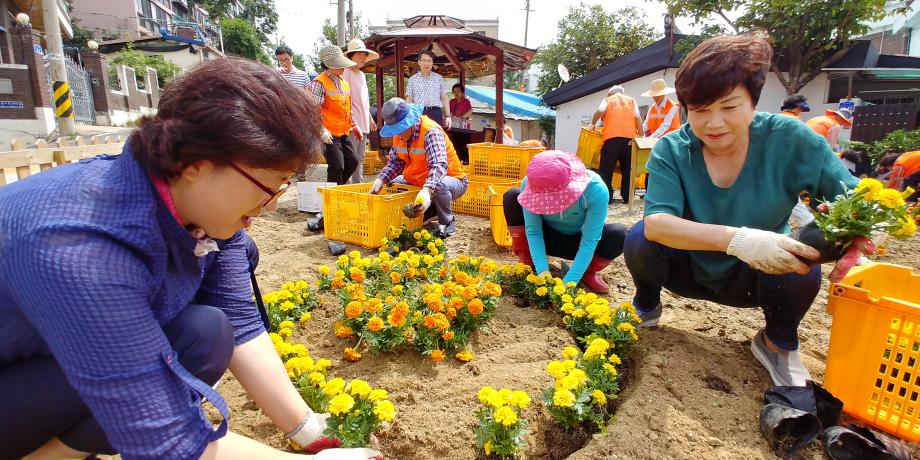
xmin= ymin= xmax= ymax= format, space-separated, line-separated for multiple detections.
xmin=590 ymin=85 xmax=643 ymax=204
xmin=806 ymin=108 xmax=853 ymax=152
xmin=369 ymin=98 xmax=469 ymax=237
xmin=779 ymin=94 xmax=810 ymax=120
xmin=642 ymin=78 xmax=681 ymax=138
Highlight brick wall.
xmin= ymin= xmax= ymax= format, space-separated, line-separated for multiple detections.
xmin=0 ymin=66 xmax=36 ymax=119
xmin=10 ymin=27 xmax=50 ymax=109
xmin=83 ymin=50 xmax=159 ymax=124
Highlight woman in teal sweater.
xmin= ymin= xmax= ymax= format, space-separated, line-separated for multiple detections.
xmin=503 ymin=151 xmax=627 ymax=293
xmin=624 ymin=36 xmax=870 ymax=388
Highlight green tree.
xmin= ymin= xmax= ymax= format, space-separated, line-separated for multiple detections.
xmin=190 ymin=0 xmax=278 ymax=52
xmin=661 ymin=0 xmax=898 ymax=95
xmin=310 ymin=13 xmax=367 ymax=73
xmin=221 ymin=17 xmax=267 ymax=62
xmin=533 ymin=5 xmax=659 ymax=96
xmin=367 ymin=73 xmax=397 ymax=105
xmin=108 ymin=42 xmax=182 ymax=88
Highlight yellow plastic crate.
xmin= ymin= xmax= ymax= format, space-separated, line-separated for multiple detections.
xmin=824 ymin=263 xmax=920 ymax=442
xmin=488 ymin=184 xmax=514 ymax=247
xmin=319 ymin=183 xmax=423 ymax=248
xmin=577 ymin=127 xmax=603 ymax=169
xmin=453 ymin=175 xmax=518 ymax=217
xmin=362 ymin=150 xmax=385 ymax=176
xmin=467 ymin=143 xmax=545 ymax=180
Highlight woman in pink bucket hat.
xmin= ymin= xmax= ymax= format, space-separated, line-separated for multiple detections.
xmin=502 ymin=151 xmax=628 ymax=293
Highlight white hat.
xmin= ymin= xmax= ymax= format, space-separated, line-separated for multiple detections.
xmin=344 ymin=38 xmax=380 ymax=62
xmin=642 ymin=78 xmax=676 ymax=97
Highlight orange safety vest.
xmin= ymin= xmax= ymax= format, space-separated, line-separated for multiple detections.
xmin=806 ymin=115 xmax=838 ymax=138
xmin=601 ymin=94 xmax=639 ymax=141
xmin=315 ymin=71 xmax=352 ymax=137
xmin=892 ymin=151 xmax=920 ymax=187
xmin=646 ymin=99 xmax=681 ymax=135
xmin=780 ymin=111 xmax=801 ymax=120
xmin=392 ymin=116 xmax=466 ymax=187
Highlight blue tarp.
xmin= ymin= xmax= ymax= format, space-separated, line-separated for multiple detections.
xmin=465 ymin=85 xmax=556 ymax=119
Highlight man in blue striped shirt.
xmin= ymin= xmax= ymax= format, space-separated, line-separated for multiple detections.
xmin=276 ymin=45 xmax=313 ymax=90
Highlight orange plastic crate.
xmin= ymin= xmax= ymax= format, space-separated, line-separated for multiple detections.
xmin=576 ymin=127 xmax=602 ymax=169
xmin=488 ymin=184 xmax=514 ymax=247
xmin=319 ymin=183 xmax=422 ymax=248
xmin=467 ymin=143 xmax=545 ymax=180
xmin=824 ymin=263 xmax=920 ymax=442
xmin=453 ymin=175 xmax=518 ymax=218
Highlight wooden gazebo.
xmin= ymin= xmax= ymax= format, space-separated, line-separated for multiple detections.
xmin=363 ymin=15 xmax=536 ymax=144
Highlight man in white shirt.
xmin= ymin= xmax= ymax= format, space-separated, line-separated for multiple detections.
xmin=275 ymin=46 xmax=312 ymax=90
xmin=405 ymin=49 xmax=452 ymax=129
xmin=342 ymin=38 xmax=379 ymax=184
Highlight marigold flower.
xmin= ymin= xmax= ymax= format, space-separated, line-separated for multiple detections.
xmin=308 ymin=372 xmax=325 ymax=386
xmin=373 ymin=400 xmax=396 ymax=422
xmin=344 ymin=347 xmax=362 ymax=362
xmin=299 ymin=312 xmax=311 ymax=323
xmin=442 ymin=330 xmax=455 ymax=340
xmin=334 ymin=323 xmax=354 ymax=338
xmin=329 ymin=393 xmax=355 ymax=415
xmin=368 ymin=388 xmax=389 ymax=402
xmin=536 ymin=286 xmax=548 ymax=297
xmin=592 ymin=389 xmax=607 ymax=405
xmin=346 ymin=379 xmax=371 ymax=397
xmin=279 ymin=301 xmax=296 ymax=312
xmin=553 ymin=389 xmax=576 ymax=407
xmin=467 ymin=298 xmax=484 ymax=315
xmin=324 ymin=377 xmax=346 ymax=396
xmin=562 ymin=346 xmax=580 ymax=359
xmin=368 ymin=316 xmax=385 ymax=332
xmin=546 ymin=361 xmax=567 ymax=379
xmin=494 ymin=406 xmax=518 ymax=426
xmin=456 ymin=350 xmax=474 ymax=362
xmin=431 ymin=349 xmax=445 ymax=363
xmin=345 ymin=301 xmax=363 ymax=319
xmin=510 ymin=390 xmax=531 ymax=409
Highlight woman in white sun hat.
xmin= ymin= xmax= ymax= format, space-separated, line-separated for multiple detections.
xmin=642 ymin=78 xmax=682 ymax=139
xmin=343 ymin=38 xmax=379 ymax=184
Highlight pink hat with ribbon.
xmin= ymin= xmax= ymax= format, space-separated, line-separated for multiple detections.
xmin=517 ymin=151 xmax=591 ymax=215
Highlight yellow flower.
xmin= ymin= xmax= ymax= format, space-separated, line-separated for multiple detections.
xmin=368 ymin=316 xmax=385 ymax=332
xmin=494 ymin=406 xmax=518 ymax=426
xmin=308 ymin=372 xmax=325 ymax=385
xmin=876 ymin=188 xmax=906 ymax=209
xmin=344 ymin=347 xmax=362 ymax=362
xmin=618 ymin=322 xmax=636 ymax=333
xmin=324 ymin=377 xmax=346 ymax=396
xmin=546 ymin=361 xmax=567 ymax=379
xmin=553 ymin=389 xmax=576 ymax=407
xmin=279 ymin=301 xmax=295 ymax=312
xmin=604 ymin=363 xmax=619 ymax=376
xmin=553 ymin=285 xmax=566 ymax=295
xmin=478 ymin=386 xmax=497 ymax=404
xmin=328 ymin=393 xmax=355 ymax=415
xmin=592 ymin=389 xmax=607 ymax=405
xmin=278 ymin=327 xmax=293 ymax=338
xmin=373 ymin=400 xmax=396 ymax=422
xmin=299 ymin=312 xmax=311 ymax=323
xmin=567 ymin=369 xmax=588 ymax=386
xmin=349 ymin=250 xmax=361 ymax=259
xmin=608 ymin=354 xmax=622 ymax=365
xmin=536 ymin=286 xmax=548 ymax=297
xmin=562 ymin=346 xmax=580 ymax=359
xmin=456 ymin=350 xmax=474 ymax=362
xmin=855 ymin=177 xmax=884 ymax=199
xmin=368 ymin=388 xmax=389 ymax=402
xmin=572 ymin=308 xmax=586 ymax=318
xmin=314 ymin=359 xmax=331 ymax=372
xmin=562 ymin=359 xmax=577 ymax=371
xmin=484 ymin=440 xmax=493 ymax=455
xmin=510 ymin=390 xmax=531 ymax=409
xmin=894 ymin=216 xmax=918 ymax=237
xmin=279 ymin=320 xmax=295 ymax=330
xmin=346 ymin=379 xmax=372 ymax=398
xmin=584 ymin=338 xmax=610 ymax=360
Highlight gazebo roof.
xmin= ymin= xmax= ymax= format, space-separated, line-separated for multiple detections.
xmin=363 ymin=15 xmax=536 ymax=78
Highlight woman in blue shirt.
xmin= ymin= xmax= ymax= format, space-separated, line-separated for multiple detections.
xmin=503 ymin=151 xmax=627 ymax=294
xmin=0 ymin=59 xmax=377 ymax=460
xmin=623 ymin=36 xmax=870 ymax=388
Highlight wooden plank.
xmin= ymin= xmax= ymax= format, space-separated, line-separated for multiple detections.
xmin=10 ymin=138 xmax=24 ymax=151
xmin=15 ymin=165 xmax=31 ymax=180
xmin=0 ymin=150 xmax=57 ymax=169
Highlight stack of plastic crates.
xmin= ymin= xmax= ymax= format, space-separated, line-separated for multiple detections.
xmin=319 ymin=183 xmax=422 ymax=248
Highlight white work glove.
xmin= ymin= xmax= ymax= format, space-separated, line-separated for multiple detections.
xmin=321 ymin=128 xmax=333 ymax=144
xmin=726 ymin=227 xmax=816 ymax=275
xmin=315 ymin=448 xmax=383 ymax=460
xmin=415 ymin=188 xmax=432 ymax=211
xmin=288 ymin=412 xmax=339 ymax=452
xmin=369 ymin=178 xmax=385 ymax=195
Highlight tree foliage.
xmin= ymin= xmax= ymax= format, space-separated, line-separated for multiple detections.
xmin=190 ymin=0 xmax=278 ymax=58
xmin=662 ymin=0 xmax=897 ymax=95
xmin=221 ymin=17 xmax=267 ymax=62
xmin=533 ymin=5 xmax=659 ymax=96
xmin=108 ymin=42 xmax=182 ymax=88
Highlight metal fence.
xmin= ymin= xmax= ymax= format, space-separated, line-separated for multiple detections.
xmin=45 ymin=55 xmax=96 ymax=125
xmin=851 ymin=103 xmax=920 ymax=143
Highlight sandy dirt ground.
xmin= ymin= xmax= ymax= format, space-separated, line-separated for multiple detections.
xmin=217 ymin=181 xmax=920 ymax=460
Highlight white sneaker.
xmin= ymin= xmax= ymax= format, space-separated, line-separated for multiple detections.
xmin=751 ymin=329 xmax=811 ymax=387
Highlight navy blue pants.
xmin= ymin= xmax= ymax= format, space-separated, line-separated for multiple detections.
xmin=0 ymin=304 xmax=235 ymax=458
xmin=624 ymin=221 xmax=821 ymax=350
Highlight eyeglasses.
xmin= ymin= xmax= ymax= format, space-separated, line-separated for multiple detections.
xmin=229 ymin=163 xmax=291 ymax=206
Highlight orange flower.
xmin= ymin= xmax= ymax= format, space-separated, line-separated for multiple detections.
xmin=482 ymin=282 xmax=502 ymax=297
xmin=448 ymin=296 xmax=465 ymax=309
xmin=390 ymin=272 xmax=402 ymax=284
xmin=403 ymin=327 xmax=415 ymax=341
xmin=331 ymin=278 xmax=346 ymax=289
xmin=423 ymin=314 xmax=438 ymax=330
xmin=431 ymin=349 xmax=445 ymax=363
xmin=442 ymin=330 xmax=455 ymax=341
xmin=365 ymin=298 xmax=384 ymax=314
xmin=344 ymin=347 xmax=362 ymax=361
xmin=446 ymin=307 xmax=457 ymax=319
xmin=461 ymin=286 xmax=479 ymax=300
xmin=368 ymin=316 xmax=385 ymax=332
xmin=467 ymin=298 xmax=484 ymax=315
xmin=345 ymin=301 xmax=363 ymax=319
xmin=334 ymin=322 xmax=354 ymax=338
xmin=392 ymin=301 xmax=410 ymax=317
xmin=387 ymin=312 xmax=406 ymax=328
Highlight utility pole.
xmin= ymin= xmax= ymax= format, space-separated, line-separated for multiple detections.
xmin=522 ymin=0 xmax=534 ymax=48
xmin=348 ymin=0 xmax=354 ymax=41
xmin=336 ymin=0 xmax=346 ymax=46
xmin=42 ymin=0 xmax=75 ymax=135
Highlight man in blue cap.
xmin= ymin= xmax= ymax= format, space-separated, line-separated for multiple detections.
xmin=369 ymin=97 xmax=468 ymax=237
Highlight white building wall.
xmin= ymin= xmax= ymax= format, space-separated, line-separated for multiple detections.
xmin=554 ymin=70 xmax=848 ymax=153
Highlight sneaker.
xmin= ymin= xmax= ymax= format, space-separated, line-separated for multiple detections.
xmin=751 ymin=328 xmax=811 ymax=387
xmin=636 ymin=303 xmax=662 ymax=328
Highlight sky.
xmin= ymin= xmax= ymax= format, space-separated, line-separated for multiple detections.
xmin=274 ymin=0 xmax=702 ymax=60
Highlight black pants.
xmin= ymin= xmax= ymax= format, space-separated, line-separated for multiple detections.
xmin=323 ymin=134 xmax=358 ymax=185
xmin=0 ymin=305 xmax=235 ymax=458
xmin=423 ymin=106 xmax=443 ymax=125
xmin=503 ymin=188 xmax=627 ymax=261
xmin=600 ymin=137 xmax=632 ymax=203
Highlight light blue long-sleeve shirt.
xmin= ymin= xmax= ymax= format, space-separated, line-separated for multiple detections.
xmin=522 ymin=171 xmax=609 ymax=283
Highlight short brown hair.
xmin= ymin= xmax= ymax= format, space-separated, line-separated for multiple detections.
xmin=130 ymin=57 xmax=322 ymax=179
xmin=675 ymin=35 xmax=773 ymax=109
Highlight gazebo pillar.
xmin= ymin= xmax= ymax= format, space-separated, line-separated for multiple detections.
xmin=495 ymin=48 xmax=504 ymax=144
